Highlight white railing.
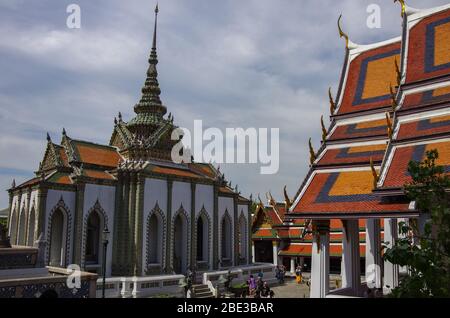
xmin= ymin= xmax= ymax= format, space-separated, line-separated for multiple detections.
xmin=96 ymin=274 xmax=184 ymax=298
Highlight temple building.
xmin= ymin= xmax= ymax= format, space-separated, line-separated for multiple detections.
xmin=287 ymin=2 xmax=449 ymax=298
xmin=6 ymin=6 xmax=252 ymax=278
xmin=251 ymin=194 xmax=369 ymax=275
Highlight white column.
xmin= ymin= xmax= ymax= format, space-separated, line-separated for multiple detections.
xmin=272 ymin=241 xmax=278 ymax=266
xmin=290 ymin=257 xmax=295 ymax=274
xmin=251 ymin=242 xmax=255 ymax=263
xmin=365 ymin=218 xmax=382 ymax=289
xmin=311 ymin=221 xmax=330 ymax=298
xmin=341 ymin=219 xmax=361 ymax=295
xmin=383 ymin=218 xmax=399 ymax=293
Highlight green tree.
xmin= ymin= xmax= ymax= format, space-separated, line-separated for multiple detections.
xmin=384 ymin=149 xmax=450 ymax=297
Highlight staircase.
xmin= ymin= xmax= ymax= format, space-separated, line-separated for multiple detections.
xmin=192 ymin=284 xmax=214 ymax=298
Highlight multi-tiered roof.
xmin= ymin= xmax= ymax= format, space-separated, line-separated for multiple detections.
xmin=289 ymin=2 xmax=449 ymax=220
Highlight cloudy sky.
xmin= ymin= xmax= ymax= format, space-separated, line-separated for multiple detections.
xmin=0 ymin=0 xmax=448 ymax=207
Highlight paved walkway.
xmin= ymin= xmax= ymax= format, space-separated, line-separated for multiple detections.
xmin=271 ymin=278 xmax=310 ymax=298
xmin=270 ymin=274 xmax=343 ymax=298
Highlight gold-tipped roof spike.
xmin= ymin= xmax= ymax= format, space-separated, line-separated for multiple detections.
xmin=394 ymin=0 xmax=406 ymax=17
xmin=308 ymin=138 xmax=317 ymax=165
xmin=283 ymin=185 xmax=292 ymax=210
xmin=390 ymin=84 xmax=398 ymax=111
xmin=328 ymin=87 xmax=336 ymax=115
xmin=394 ymin=58 xmax=401 ymax=86
xmin=385 ymin=112 xmax=393 ymax=140
xmin=370 ymin=157 xmax=379 ymax=189
xmin=320 ymin=115 xmax=327 ymax=143
xmin=337 ymin=15 xmax=358 ymax=50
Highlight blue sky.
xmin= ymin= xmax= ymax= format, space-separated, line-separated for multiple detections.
xmin=0 ymin=0 xmax=448 ymax=207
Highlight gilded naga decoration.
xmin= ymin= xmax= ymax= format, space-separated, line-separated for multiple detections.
xmin=321 ymin=115 xmax=327 ymax=143
xmin=308 ymin=138 xmax=317 ymax=165
xmin=283 ymin=185 xmax=292 ymax=211
xmin=385 ymin=112 xmax=393 ymax=140
xmin=328 ymin=87 xmax=336 ymax=115
xmin=370 ymin=157 xmax=379 ymax=189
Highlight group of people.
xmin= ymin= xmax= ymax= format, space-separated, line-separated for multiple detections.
xmin=247 ymin=272 xmax=274 ymax=298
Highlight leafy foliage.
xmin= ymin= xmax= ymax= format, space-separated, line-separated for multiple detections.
xmin=383 ymin=149 xmax=450 ymax=297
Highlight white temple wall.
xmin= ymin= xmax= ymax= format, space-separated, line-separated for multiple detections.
xmin=142 ymin=178 xmax=168 ymax=274
xmin=218 ymin=196 xmax=234 ymax=263
xmin=82 ymin=184 xmax=115 ymax=276
xmin=172 ymin=181 xmax=191 ymax=217
xmin=195 ymin=184 xmax=214 ymax=268
xmin=45 ymin=189 xmax=76 ymax=267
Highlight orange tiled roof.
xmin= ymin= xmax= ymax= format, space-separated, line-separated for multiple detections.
xmin=382 ymin=140 xmax=450 ymax=188
xmin=317 ymin=144 xmax=386 ymax=166
xmin=401 ymin=85 xmax=450 ymax=111
xmin=47 ymin=172 xmax=73 ymax=185
xmin=151 ymin=166 xmax=203 ymax=178
xmin=279 ymin=243 xmax=366 ymax=257
xmin=337 ymin=41 xmax=401 ymax=115
xmin=73 ymin=141 xmax=121 ymax=168
xmin=405 ymin=8 xmax=450 ymax=85
xmin=83 ymin=169 xmax=115 ymax=180
xmin=291 ymin=170 xmax=409 ymax=214
xmin=397 ymin=114 xmax=450 ymax=141
xmin=329 ymin=119 xmax=387 ymax=141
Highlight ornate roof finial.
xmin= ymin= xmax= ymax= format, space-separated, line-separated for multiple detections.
xmin=62 ymin=128 xmax=66 ymax=136
xmin=320 ymin=115 xmax=327 ymax=143
xmin=283 ymin=185 xmax=292 ymax=210
xmin=11 ymin=179 xmax=16 ymax=188
xmin=385 ymin=112 xmax=393 ymax=140
xmin=118 ymin=112 xmax=122 ymax=122
xmin=394 ymin=0 xmax=406 ymax=17
xmin=128 ymin=3 xmax=167 ymax=127
xmin=46 ymin=132 xmax=51 ymax=142
xmin=337 ymin=15 xmax=349 ymax=47
xmin=328 ymin=87 xmax=336 ymax=115
xmin=308 ymin=138 xmax=316 ymax=165
xmin=338 ymin=15 xmax=358 ymax=50
xmin=114 ymin=117 xmax=118 ymax=125
xmin=370 ymin=157 xmax=379 ymax=189
xmin=389 ymin=84 xmax=398 ymax=111
xmin=153 ymin=4 xmax=159 ymax=50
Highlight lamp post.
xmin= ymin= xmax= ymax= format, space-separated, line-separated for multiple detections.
xmin=102 ymin=226 xmax=110 ymax=298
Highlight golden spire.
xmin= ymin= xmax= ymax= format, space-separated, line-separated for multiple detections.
xmin=394 ymin=0 xmax=406 ymax=17
xmin=370 ymin=157 xmax=379 ymax=189
xmin=394 ymin=58 xmax=401 ymax=86
xmin=308 ymin=138 xmax=317 ymax=165
xmin=337 ymin=14 xmax=349 ymax=48
xmin=320 ymin=115 xmax=327 ymax=143
xmin=385 ymin=112 xmax=393 ymax=140
xmin=283 ymin=185 xmax=292 ymax=210
xmin=328 ymin=87 xmax=336 ymax=115
xmin=390 ymin=84 xmax=398 ymax=111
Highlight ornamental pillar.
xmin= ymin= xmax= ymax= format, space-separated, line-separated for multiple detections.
xmin=310 ymin=220 xmax=330 ymax=298
xmin=383 ymin=218 xmax=399 ymax=293
xmin=251 ymin=241 xmax=255 ymax=263
xmin=190 ymin=182 xmax=196 ymax=271
xmin=212 ymin=184 xmax=219 ymax=270
xmin=365 ymin=218 xmax=382 ymax=289
xmin=272 ymin=241 xmax=278 ymax=266
xmin=165 ymin=179 xmax=173 ymax=273
xmin=341 ymin=219 xmax=361 ymax=295
xmin=72 ymin=183 xmax=85 ymax=266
